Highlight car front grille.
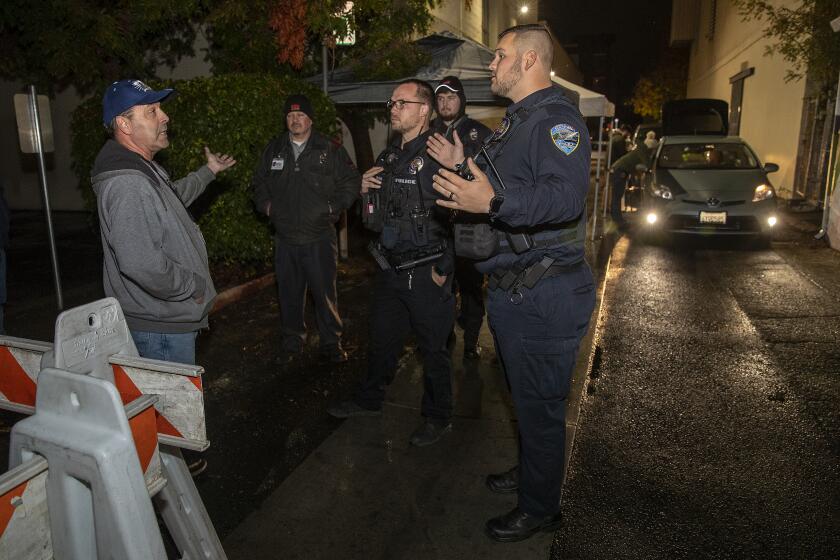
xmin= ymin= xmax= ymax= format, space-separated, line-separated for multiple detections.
xmin=681 ymin=199 xmax=746 ymax=207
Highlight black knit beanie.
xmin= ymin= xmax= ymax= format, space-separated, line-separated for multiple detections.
xmin=284 ymin=94 xmax=315 ymax=121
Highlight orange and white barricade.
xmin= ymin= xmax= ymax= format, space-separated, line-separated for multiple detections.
xmin=0 ymin=298 xmax=226 ymax=559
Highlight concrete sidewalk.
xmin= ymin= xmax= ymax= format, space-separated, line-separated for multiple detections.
xmin=222 ymin=236 xmax=615 ymax=559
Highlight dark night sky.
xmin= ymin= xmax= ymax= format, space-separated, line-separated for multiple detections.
xmin=540 ymin=0 xmax=674 ymax=121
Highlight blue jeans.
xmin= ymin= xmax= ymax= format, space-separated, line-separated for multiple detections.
xmin=130 ymin=330 xmax=197 ymax=364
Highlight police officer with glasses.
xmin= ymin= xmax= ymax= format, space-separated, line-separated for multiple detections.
xmin=328 ymin=79 xmax=456 ymax=448
xmin=431 ymin=24 xmax=595 ymax=542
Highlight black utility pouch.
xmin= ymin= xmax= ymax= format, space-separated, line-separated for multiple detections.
xmin=454 ymin=222 xmax=498 ymax=259
xmin=409 ymin=207 xmax=429 ymax=246
xmin=361 ymin=191 xmax=384 ymax=231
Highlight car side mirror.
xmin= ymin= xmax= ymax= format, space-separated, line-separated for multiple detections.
xmin=635 ymin=163 xmax=649 ymax=172
xmin=764 ymin=162 xmax=779 ymax=173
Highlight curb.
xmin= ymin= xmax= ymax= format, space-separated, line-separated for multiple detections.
xmin=563 ymin=232 xmax=622 ymax=486
xmin=210 ymin=273 xmax=275 ymax=315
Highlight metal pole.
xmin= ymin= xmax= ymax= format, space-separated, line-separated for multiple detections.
xmin=28 ymin=85 xmax=63 ymax=310
xmin=590 ymin=116 xmax=604 ymax=240
xmin=603 ymin=128 xmax=615 ymax=217
xmin=322 ymin=43 xmax=329 ymax=93
xmin=322 ymin=43 xmax=349 ymax=259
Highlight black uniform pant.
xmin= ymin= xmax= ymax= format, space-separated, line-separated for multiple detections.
xmin=486 ymin=264 xmax=595 ymax=516
xmin=355 ymin=264 xmax=456 ymax=422
xmin=274 ymin=234 xmax=342 ymax=349
xmin=454 ymin=256 xmax=485 ymax=350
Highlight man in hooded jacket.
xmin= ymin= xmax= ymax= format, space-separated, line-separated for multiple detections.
xmin=428 ymin=76 xmax=492 ymax=360
xmin=91 ymin=79 xmax=236 ymax=365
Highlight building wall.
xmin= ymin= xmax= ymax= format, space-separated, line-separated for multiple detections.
xmin=431 ymin=0 xmax=526 ymax=49
xmin=431 ymin=0 xmax=483 ymax=43
xmin=681 ymin=0 xmax=805 ymax=198
xmin=0 ymin=32 xmax=214 ymax=212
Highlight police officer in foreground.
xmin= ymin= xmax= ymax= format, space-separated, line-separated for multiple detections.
xmin=430 ymin=24 xmax=595 ymax=542
xmin=429 ymin=76 xmax=492 ymax=361
xmin=327 ymin=79 xmax=456 ymax=448
xmin=252 ymin=95 xmax=360 ymax=363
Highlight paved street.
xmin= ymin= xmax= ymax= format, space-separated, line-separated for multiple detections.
xmin=1 ymin=211 xmax=839 ymax=559
xmin=551 ymin=230 xmax=840 ymax=559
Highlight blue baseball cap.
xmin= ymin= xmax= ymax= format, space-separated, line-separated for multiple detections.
xmin=102 ymin=79 xmax=174 ymax=126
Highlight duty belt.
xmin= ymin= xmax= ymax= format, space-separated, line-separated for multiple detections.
xmin=487 ymin=256 xmax=584 ymax=292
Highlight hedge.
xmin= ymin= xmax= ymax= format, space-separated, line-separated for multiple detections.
xmin=70 ymin=73 xmax=339 ymax=264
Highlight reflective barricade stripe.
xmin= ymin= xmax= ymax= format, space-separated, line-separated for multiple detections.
xmin=0 ymin=456 xmax=51 ymax=560
xmin=111 ymin=355 xmax=209 ymax=451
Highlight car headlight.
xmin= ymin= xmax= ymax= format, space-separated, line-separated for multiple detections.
xmin=651 ymin=184 xmax=673 ymax=200
xmin=753 ymin=184 xmax=775 ymax=202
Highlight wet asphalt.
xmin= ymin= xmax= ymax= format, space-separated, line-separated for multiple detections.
xmin=550 ymin=227 xmax=840 ymax=559
xmin=1 ymin=210 xmax=839 ymax=559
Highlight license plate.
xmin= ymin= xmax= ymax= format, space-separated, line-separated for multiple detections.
xmin=699 ymin=211 xmax=727 ymax=224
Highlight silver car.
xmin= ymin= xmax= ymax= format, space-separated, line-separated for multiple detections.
xmin=640 ymin=135 xmax=779 ymax=241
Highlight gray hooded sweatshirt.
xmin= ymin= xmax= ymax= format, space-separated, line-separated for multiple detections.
xmin=91 ymin=139 xmax=217 ymax=333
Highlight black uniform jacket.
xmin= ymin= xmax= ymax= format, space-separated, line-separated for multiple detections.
xmin=477 ymin=85 xmax=591 ymax=273
xmin=372 ymin=130 xmax=454 ymax=275
xmin=252 ymin=130 xmax=360 ymax=245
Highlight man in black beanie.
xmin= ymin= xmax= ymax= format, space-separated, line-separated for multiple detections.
xmin=252 ymin=94 xmax=360 ymax=362
xmin=428 ymin=76 xmax=492 ymax=361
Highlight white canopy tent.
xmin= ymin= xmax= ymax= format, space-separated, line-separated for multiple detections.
xmin=314 ymin=31 xmax=614 ymax=117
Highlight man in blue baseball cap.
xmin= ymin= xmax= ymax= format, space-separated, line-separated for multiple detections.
xmin=92 ymin=79 xmax=235 ymax=368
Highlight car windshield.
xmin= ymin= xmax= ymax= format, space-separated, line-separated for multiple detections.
xmin=657 ymin=143 xmax=759 ymax=170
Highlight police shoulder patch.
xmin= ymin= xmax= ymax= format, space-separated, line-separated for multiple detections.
xmin=550 ymin=123 xmax=580 ymax=155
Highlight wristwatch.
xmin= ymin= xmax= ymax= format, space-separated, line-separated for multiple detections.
xmin=489 ymin=194 xmax=505 ymax=218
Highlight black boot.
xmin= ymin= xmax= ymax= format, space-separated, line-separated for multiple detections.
xmin=485 ymin=507 xmax=562 ymax=542
xmin=485 ymin=465 xmax=518 ymax=493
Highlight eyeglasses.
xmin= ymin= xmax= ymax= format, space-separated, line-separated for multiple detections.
xmin=386 ymin=99 xmax=425 ymax=111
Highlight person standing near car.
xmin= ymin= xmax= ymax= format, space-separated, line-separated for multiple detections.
xmin=430 ymin=24 xmax=595 ymax=542
xmin=429 ymin=76 xmax=492 ymax=360
xmin=610 ymin=130 xmax=658 ymax=231
xmin=608 ymin=124 xmax=630 ymax=164
xmin=252 ymin=94 xmax=360 ymax=363
xmin=328 ymin=79 xmax=456 ymax=448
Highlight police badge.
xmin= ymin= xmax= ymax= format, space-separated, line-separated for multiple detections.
xmin=408 ymin=156 xmax=424 ymax=174
xmin=550 ymin=123 xmax=580 ymax=155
